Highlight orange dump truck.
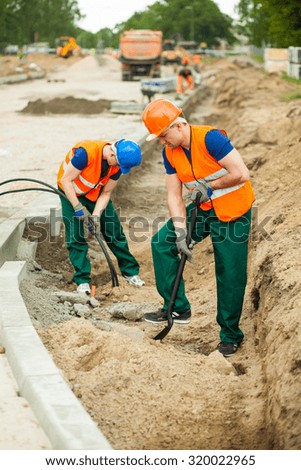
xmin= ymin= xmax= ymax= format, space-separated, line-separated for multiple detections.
xmin=119 ymin=29 xmax=162 ymax=81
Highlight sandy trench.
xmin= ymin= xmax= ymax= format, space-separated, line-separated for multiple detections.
xmin=1 ymin=53 xmax=301 ymax=450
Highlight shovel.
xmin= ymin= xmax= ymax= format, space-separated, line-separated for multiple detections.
xmin=154 ymin=192 xmax=201 ymax=341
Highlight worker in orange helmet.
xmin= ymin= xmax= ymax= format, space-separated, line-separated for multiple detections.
xmin=141 ymin=99 xmax=255 ymax=357
xmin=176 ymin=57 xmax=194 ymax=98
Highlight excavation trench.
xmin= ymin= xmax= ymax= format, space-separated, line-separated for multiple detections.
xmin=18 ymin=57 xmax=301 ymax=450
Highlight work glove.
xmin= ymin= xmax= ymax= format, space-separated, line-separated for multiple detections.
xmin=74 ymin=203 xmax=90 ymax=221
xmin=175 ymin=227 xmax=193 ymax=263
xmin=87 ymin=215 xmax=101 ymax=237
xmin=190 ymin=181 xmax=213 ymax=203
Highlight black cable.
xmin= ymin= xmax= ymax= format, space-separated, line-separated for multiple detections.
xmin=0 ymin=177 xmax=65 ymax=195
xmin=0 ymin=187 xmax=65 ymax=198
xmin=95 ymin=233 xmax=119 ymax=287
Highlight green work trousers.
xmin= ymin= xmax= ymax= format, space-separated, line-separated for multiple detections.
xmin=60 ymin=195 xmax=140 ymax=285
xmin=151 ymin=203 xmax=252 ymax=344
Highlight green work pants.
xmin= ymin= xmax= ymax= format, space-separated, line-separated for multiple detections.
xmin=60 ymin=195 xmax=140 ymax=285
xmin=151 ymin=203 xmax=252 ymax=344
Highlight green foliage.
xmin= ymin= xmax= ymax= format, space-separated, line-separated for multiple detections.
xmin=6 ymin=0 xmax=300 ymax=54
xmin=250 ymin=54 xmax=264 ymax=63
xmin=76 ymin=29 xmax=98 ymax=49
xmin=237 ymin=0 xmax=301 ymax=47
xmin=281 ymin=72 xmax=301 ymax=86
xmin=0 ymin=0 xmax=82 ymax=49
xmin=262 ymin=0 xmax=301 ymax=47
xmin=116 ymin=0 xmax=236 ymax=47
xmin=279 ymin=71 xmax=301 ymax=103
xmin=0 ymin=0 xmax=251 ymax=52
xmin=283 ymin=92 xmax=301 ymax=101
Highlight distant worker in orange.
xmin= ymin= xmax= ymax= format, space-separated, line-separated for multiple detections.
xmin=192 ymin=53 xmax=201 ymax=73
xmin=176 ymin=57 xmax=194 ymax=98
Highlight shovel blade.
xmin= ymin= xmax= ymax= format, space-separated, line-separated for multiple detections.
xmin=153 ymin=312 xmax=174 ymax=341
xmin=153 ymin=324 xmax=172 ymax=341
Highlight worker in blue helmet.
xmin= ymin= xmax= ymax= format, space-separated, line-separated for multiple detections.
xmin=57 ymin=138 xmax=144 ymax=294
xmin=112 ymin=139 xmax=142 ymax=174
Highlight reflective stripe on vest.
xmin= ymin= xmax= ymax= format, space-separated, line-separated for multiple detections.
xmin=72 ymin=178 xmax=104 ymax=194
xmin=78 ymin=173 xmax=103 ymax=189
xmin=184 ymin=168 xmax=244 ymax=201
xmin=72 ymin=180 xmax=85 ymax=194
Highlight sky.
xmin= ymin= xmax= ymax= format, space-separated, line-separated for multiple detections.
xmin=76 ymin=0 xmax=238 ymax=33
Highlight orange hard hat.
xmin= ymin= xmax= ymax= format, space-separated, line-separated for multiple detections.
xmin=182 ymin=57 xmax=189 ymax=65
xmin=142 ymin=99 xmax=182 ymax=141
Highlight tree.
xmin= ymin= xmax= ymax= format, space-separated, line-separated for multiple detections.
xmin=2 ymin=0 xmax=257 ymax=52
xmin=0 ymin=0 xmax=83 ymax=49
xmin=237 ymin=0 xmax=301 ymax=47
xmin=118 ymin=0 xmax=236 ymax=47
xmin=262 ymin=0 xmax=301 ymax=47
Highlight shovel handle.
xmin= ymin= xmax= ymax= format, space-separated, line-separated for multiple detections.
xmin=154 ymin=193 xmax=201 ymax=341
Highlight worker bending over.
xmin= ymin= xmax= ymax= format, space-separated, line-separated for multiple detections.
xmin=142 ymin=99 xmax=255 ymax=357
xmin=57 ymin=139 xmax=145 ymax=294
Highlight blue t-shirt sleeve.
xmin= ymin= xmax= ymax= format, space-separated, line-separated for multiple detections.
xmin=205 ymin=129 xmax=234 ymax=161
xmin=70 ymin=147 xmax=88 ymax=170
xmin=162 ymin=147 xmax=176 ymax=174
xmin=110 ymin=169 xmax=122 ymax=181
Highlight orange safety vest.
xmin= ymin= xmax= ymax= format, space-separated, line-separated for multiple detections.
xmin=165 ymin=125 xmax=255 ymax=222
xmin=57 ymin=140 xmax=120 ymax=202
xmin=193 ymin=54 xmax=201 ymax=65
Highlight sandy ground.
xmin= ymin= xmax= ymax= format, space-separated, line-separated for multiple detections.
xmin=1 ymin=53 xmax=301 ymax=451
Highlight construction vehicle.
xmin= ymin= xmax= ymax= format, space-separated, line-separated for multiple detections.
xmin=119 ymin=29 xmax=162 ymax=81
xmin=56 ymin=37 xmax=81 ymax=59
xmin=161 ymin=39 xmax=183 ymax=65
xmin=177 ymin=40 xmax=199 ymax=53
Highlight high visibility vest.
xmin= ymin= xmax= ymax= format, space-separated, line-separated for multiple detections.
xmin=57 ymin=140 xmax=120 ymax=202
xmin=165 ymin=125 xmax=255 ymax=222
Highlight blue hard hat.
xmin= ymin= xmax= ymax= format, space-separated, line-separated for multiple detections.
xmin=115 ymin=139 xmax=142 ymax=174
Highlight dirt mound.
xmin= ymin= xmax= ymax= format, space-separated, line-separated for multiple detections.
xmin=0 ymin=52 xmax=82 ymax=78
xmin=20 ymin=96 xmax=112 ymax=115
xmin=19 ymin=57 xmax=301 ymax=450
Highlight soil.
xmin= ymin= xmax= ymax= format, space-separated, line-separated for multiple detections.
xmin=1 ymin=53 xmax=301 ymax=450
xmin=0 ymin=52 xmax=82 ymax=77
xmin=20 ymin=96 xmax=112 ymax=115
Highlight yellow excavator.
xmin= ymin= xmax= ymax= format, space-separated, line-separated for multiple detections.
xmin=56 ymin=37 xmax=81 ymax=59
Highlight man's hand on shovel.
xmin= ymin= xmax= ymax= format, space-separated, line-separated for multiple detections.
xmin=175 ymin=227 xmax=193 ymax=262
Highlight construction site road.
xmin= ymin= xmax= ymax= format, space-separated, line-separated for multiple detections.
xmin=0 ymin=52 xmax=301 ymax=455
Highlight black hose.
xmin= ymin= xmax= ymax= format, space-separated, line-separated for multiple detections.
xmin=94 ymin=232 xmax=119 ymax=287
xmin=0 ymin=187 xmax=66 ymax=198
xmin=0 ymin=178 xmax=119 ymax=288
xmin=0 ymin=177 xmax=66 ymax=196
